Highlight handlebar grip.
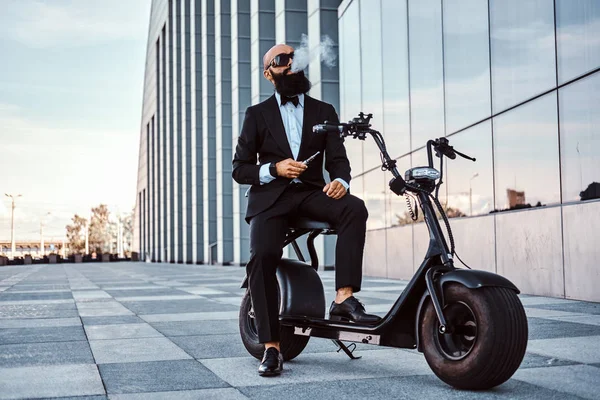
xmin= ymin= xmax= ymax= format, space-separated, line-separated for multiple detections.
xmin=312 ymin=124 xmax=341 ymax=134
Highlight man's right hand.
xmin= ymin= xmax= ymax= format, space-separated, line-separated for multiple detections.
xmin=276 ymin=159 xmax=307 ymax=179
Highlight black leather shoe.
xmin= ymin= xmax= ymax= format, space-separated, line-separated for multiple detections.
xmin=329 ymin=296 xmax=381 ymax=324
xmin=258 ymin=347 xmax=283 ymax=376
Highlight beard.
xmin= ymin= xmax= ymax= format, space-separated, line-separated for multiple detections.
xmin=272 ymin=69 xmax=312 ymax=97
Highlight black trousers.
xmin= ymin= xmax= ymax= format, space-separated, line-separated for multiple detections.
xmin=246 ymin=183 xmax=368 ymax=343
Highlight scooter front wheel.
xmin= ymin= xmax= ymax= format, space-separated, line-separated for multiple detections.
xmin=421 ymin=283 xmax=528 ymax=390
xmin=239 ymin=289 xmax=309 ymax=361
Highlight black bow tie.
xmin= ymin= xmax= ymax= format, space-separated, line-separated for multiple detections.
xmin=281 ymin=95 xmax=299 ymax=107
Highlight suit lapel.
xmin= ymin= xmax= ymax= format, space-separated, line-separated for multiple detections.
xmin=261 ymin=95 xmax=293 ymax=159
xmin=299 ymin=95 xmax=318 ymax=160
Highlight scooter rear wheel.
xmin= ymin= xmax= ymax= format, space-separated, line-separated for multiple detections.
xmin=239 ymin=289 xmax=310 ymax=361
xmin=421 ymin=283 xmax=528 ymax=390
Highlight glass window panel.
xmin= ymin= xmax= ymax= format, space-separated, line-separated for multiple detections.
xmin=490 ymin=0 xmax=556 ymax=113
xmin=350 ymin=174 xmax=364 ymax=202
xmin=363 ymin=169 xmax=387 ymax=230
xmin=381 ymin=0 xmax=410 ymax=160
xmin=492 ymin=92 xmax=560 ymax=211
xmin=339 ymin=0 xmax=364 ymax=175
xmin=559 ymin=71 xmax=600 ymax=202
xmin=386 ymin=156 xmax=412 ymax=227
xmin=443 ymin=0 xmax=491 ymax=134
xmin=446 ymin=121 xmax=494 ymax=217
xmin=556 ymin=0 xmax=600 ymax=84
xmin=408 ymin=0 xmax=444 ymax=150
xmin=360 ymin=0 xmax=384 ymax=171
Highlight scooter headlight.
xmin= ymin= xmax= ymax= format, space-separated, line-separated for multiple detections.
xmin=406 ymin=167 xmax=440 ymax=181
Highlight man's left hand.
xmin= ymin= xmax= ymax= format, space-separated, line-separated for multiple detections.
xmin=323 ymin=180 xmax=347 ymax=200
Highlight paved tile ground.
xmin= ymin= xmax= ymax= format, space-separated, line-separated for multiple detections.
xmin=0 ymin=262 xmax=598 ymax=399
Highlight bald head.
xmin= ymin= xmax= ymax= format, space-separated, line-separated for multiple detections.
xmin=263 ymin=43 xmax=294 ymax=71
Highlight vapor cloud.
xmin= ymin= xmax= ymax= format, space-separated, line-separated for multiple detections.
xmin=291 ymin=34 xmax=337 ymax=73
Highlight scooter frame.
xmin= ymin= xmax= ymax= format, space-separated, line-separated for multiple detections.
xmin=241 ymin=112 xmax=520 ymax=358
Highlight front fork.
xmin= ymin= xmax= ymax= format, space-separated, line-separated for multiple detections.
xmin=425 ymin=267 xmax=448 ymax=333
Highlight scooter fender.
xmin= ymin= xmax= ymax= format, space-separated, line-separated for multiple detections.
xmin=414 ymin=268 xmax=520 ymax=352
xmin=240 ymin=258 xmax=326 ymax=319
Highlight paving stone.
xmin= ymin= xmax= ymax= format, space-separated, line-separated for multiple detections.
xmin=0 ymin=364 xmax=105 ymax=400
xmin=527 ymin=317 xmax=600 ymax=340
xmin=0 ymin=303 xmax=78 ymax=319
xmin=169 ymin=334 xmax=249 ymax=359
xmin=526 ymin=335 xmax=600 ymax=364
xmin=104 ymin=289 xmax=188 ymax=297
xmin=527 ymin=301 xmax=600 ymax=315
xmin=84 ymin=323 xmax=163 ymax=340
xmin=0 ymin=325 xmax=87 ymax=345
xmin=89 ymin=337 xmax=192 ymax=363
xmin=0 ymin=340 xmax=94 ymax=367
xmin=238 ymin=374 xmax=583 ymax=400
xmin=82 ymin=316 xmax=146 ymax=326
xmin=109 ymin=388 xmax=248 ymax=400
xmin=98 ymin=360 xmax=228 ymax=394
xmin=36 ymin=396 xmax=107 ymax=400
xmin=119 ymin=299 xmax=239 ymax=315
xmin=150 ymin=320 xmax=239 ymax=336
xmin=514 ymin=364 xmax=600 ymax=400
xmin=0 ymin=317 xmax=81 ymax=329
xmin=139 ymin=311 xmax=239 ymax=322
xmin=0 ymin=292 xmax=74 ymax=301
xmin=519 ymin=352 xmax=580 ymax=369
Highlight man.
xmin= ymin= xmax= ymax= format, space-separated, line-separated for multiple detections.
xmin=232 ymin=43 xmax=380 ymax=377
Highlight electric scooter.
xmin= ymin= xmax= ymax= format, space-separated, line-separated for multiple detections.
xmin=239 ymin=112 xmax=528 ymax=390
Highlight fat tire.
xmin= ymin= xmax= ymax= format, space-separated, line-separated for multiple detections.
xmin=239 ymin=289 xmax=309 ymax=361
xmin=421 ymin=283 xmax=528 ymax=390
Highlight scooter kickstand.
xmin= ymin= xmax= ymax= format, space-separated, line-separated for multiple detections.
xmin=332 ymin=340 xmax=361 ymax=360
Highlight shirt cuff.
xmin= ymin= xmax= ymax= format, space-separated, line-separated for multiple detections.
xmin=334 ymin=178 xmax=349 ymax=190
xmin=259 ymin=163 xmax=276 ymax=185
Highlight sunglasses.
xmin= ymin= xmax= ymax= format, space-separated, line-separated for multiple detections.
xmin=267 ymin=52 xmax=294 ymax=69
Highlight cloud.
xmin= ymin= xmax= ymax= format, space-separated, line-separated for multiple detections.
xmin=0 ymin=104 xmax=138 ymax=240
xmin=0 ymin=0 xmax=151 ymax=48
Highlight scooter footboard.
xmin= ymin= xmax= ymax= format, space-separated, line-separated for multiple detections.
xmin=277 ymin=258 xmax=326 ymax=318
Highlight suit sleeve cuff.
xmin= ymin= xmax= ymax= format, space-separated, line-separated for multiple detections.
xmin=334 ymin=178 xmax=349 ymax=190
xmin=259 ymin=163 xmax=276 ymax=185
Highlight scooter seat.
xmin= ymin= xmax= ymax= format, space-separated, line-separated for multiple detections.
xmin=289 ymin=217 xmax=334 ymax=231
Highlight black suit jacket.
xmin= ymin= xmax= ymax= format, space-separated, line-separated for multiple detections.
xmin=232 ymin=94 xmax=352 ymax=221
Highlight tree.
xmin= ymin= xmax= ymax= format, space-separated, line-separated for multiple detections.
xmin=88 ymin=204 xmax=111 ymax=254
xmin=121 ymin=211 xmax=133 ymax=256
xmin=65 ymin=214 xmax=87 ymax=254
xmin=396 ymin=200 xmax=466 ymax=226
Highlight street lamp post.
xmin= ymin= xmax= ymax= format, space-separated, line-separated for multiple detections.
xmin=40 ymin=212 xmax=51 ymax=257
xmin=5 ymin=193 xmax=22 ymax=259
xmin=469 ymin=173 xmax=479 ymax=216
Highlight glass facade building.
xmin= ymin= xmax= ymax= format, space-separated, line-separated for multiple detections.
xmin=135 ymin=0 xmax=341 ymax=267
xmin=136 ymin=0 xmax=600 ymax=301
xmin=338 ymin=0 xmax=600 ymax=301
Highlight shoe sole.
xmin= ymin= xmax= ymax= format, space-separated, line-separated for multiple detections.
xmin=329 ymin=314 xmax=381 ymax=324
xmin=258 ymin=370 xmax=282 ymax=377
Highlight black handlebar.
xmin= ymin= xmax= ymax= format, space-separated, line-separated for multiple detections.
xmin=312 ymin=112 xmax=476 ymax=196
xmin=426 ymin=138 xmax=476 ymax=168
xmin=312 ymin=124 xmax=342 ymax=134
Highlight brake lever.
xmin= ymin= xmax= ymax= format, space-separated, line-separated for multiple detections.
xmin=454 ymin=149 xmax=476 ymax=162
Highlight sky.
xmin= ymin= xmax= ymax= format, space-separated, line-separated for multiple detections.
xmin=0 ymin=0 xmax=152 ymax=242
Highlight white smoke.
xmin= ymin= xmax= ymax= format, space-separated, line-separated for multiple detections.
xmin=290 ymin=33 xmax=337 ymax=73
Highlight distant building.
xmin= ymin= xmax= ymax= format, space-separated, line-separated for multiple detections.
xmin=0 ymin=240 xmax=65 ymax=259
xmin=136 ymin=0 xmax=600 ymax=302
